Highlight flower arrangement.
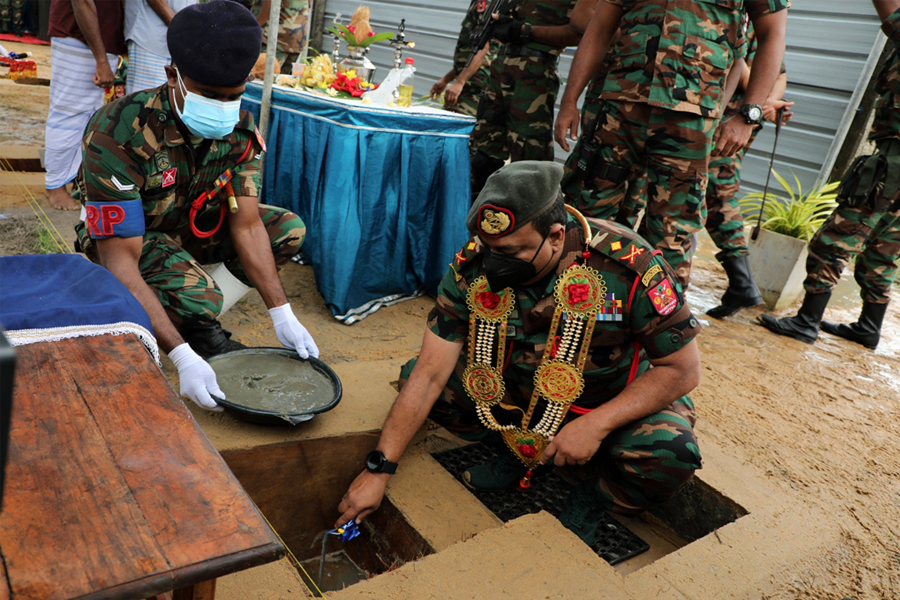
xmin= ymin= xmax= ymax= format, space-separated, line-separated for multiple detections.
xmin=327 ymin=6 xmax=394 ymax=49
xmin=327 ymin=70 xmax=377 ymax=98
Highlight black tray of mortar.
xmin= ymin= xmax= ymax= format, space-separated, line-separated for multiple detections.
xmin=207 ymin=347 xmax=342 ymax=426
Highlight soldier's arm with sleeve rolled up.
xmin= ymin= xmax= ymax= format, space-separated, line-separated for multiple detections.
xmin=873 ymin=0 xmax=900 ymax=22
xmin=430 ymin=67 xmax=457 ymax=99
xmin=715 ymin=7 xmax=787 ymax=157
xmin=763 ymin=73 xmax=794 ymax=123
xmin=570 ymin=0 xmax=599 ymax=34
xmin=71 ymin=0 xmax=114 ymax=87
xmin=445 ymin=42 xmax=490 ymax=105
xmin=722 ymin=56 xmax=745 ymax=109
xmin=541 ymin=340 xmax=701 ymax=466
xmin=226 ymin=194 xmax=318 ymax=359
xmin=554 ymin=0 xmax=624 ymax=151
xmin=336 ymin=330 xmax=464 ymax=526
xmin=491 ymin=14 xmax=583 ymax=48
xmin=147 ymin=0 xmax=176 ymax=26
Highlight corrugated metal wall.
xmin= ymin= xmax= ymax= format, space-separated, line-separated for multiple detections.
xmin=318 ymin=1 xmax=883 ymax=194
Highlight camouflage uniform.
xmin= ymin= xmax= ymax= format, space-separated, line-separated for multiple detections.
xmin=73 ymin=84 xmax=305 ymax=327
xmin=0 ymin=0 xmax=24 ymax=34
xmin=567 ymin=0 xmax=790 ymax=287
xmin=804 ymin=8 xmax=900 ymax=303
xmin=446 ymin=0 xmax=495 ymax=118
xmin=244 ymin=0 xmax=309 ymax=71
xmin=470 ymin=0 xmax=578 ymax=191
xmin=400 ymin=215 xmax=703 ymax=515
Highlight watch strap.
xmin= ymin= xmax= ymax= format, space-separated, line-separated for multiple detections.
xmin=520 ymin=23 xmax=533 ymax=44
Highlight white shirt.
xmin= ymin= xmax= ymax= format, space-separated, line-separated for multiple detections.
xmin=124 ymin=0 xmax=196 ymax=58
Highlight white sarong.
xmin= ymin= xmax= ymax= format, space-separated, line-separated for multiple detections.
xmin=44 ymin=37 xmax=118 ymax=190
xmin=126 ymin=40 xmax=170 ymax=95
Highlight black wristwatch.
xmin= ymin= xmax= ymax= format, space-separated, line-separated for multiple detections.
xmin=365 ymin=450 xmax=398 ymax=474
xmin=739 ymin=103 xmax=763 ymax=125
xmin=520 ymin=23 xmax=533 ymax=44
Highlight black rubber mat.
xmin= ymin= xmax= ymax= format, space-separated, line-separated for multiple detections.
xmin=431 ymin=442 xmax=650 ymax=566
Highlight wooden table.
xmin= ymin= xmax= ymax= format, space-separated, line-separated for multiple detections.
xmin=0 ymin=335 xmax=284 ymax=600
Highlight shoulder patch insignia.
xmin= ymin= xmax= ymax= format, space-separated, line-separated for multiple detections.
xmin=467 ymin=241 xmax=477 ymax=251
xmin=255 ymin=126 xmax=267 ymax=153
xmin=146 ymin=174 xmax=163 ymax=189
xmin=622 ymin=245 xmax=644 ymax=264
xmin=648 ymin=279 xmax=678 ymax=316
xmin=155 ymin=152 xmax=170 ymax=171
xmin=162 ymin=167 xmax=177 ymax=188
xmin=610 ymin=240 xmax=622 ymax=252
xmin=641 ymin=264 xmax=663 ymax=287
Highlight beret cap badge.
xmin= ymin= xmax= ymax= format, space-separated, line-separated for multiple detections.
xmin=478 ymin=205 xmax=515 ymax=237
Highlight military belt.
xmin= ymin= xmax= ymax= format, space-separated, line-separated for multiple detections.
xmin=497 ymin=43 xmax=557 ymax=62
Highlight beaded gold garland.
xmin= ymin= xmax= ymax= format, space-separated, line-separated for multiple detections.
xmin=462 ymin=258 xmax=607 ymax=470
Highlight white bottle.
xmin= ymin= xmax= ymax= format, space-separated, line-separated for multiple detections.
xmin=396 ymin=58 xmax=415 ymax=107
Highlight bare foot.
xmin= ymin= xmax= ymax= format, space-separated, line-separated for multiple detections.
xmin=46 ymin=186 xmax=79 ymax=211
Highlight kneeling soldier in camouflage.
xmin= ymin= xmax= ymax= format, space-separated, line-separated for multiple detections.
xmin=337 ymin=161 xmax=702 ymax=546
xmin=74 ymin=1 xmax=318 ymax=411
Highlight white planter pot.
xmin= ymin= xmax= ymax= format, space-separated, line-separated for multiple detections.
xmin=747 ymin=228 xmax=809 ymax=311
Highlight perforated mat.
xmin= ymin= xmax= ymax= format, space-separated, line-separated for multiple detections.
xmin=431 ymin=442 xmax=650 ymax=565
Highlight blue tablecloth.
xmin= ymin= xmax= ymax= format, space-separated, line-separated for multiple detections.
xmin=0 ymin=255 xmax=159 ymax=362
xmin=242 ymin=83 xmax=474 ymax=323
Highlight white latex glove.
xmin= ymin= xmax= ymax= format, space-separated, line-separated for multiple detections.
xmin=169 ymin=343 xmax=225 ymax=411
xmin=269 ymin=303 xmax=319 ymax=359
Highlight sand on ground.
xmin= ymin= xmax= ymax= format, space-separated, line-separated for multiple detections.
xmin=2 ymin=39 xmax=899 ymax=600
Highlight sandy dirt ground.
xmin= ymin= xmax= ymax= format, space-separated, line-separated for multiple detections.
xmin=2 ymin=39 xmax=899 ymax=600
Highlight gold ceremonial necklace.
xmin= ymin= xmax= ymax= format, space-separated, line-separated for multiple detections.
xmin=462 ymin=207 xmax=605 ymax=488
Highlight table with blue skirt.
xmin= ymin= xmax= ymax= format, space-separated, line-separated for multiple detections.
xmin=242 ymin=82 xmax=475 ymax=324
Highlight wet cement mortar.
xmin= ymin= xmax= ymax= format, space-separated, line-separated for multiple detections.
xmin=2 ymin=39 xmax=900 ymax=600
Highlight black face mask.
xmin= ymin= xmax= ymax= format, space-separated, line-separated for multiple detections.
xmin=483 ymin=233 xmax=549 ymax=291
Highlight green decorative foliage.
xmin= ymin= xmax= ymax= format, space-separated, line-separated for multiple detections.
xmin=326 ymin=24 xmax=394 ymax=49
xmin=739 ymin=170 xmax=840 ymax=241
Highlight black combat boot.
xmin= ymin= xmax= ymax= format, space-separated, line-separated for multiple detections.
xmin=821 ymin=301 xmax=888 ymax=350
xmin=707 ymin=254 xmax=764 ymax=319
xmin=758 ymin=291 xmax=832 ymax=344
xmin=181 ymin=320 xmax=247 ymax=358
xmin=558 ymin=478 xmax=607 ymax=545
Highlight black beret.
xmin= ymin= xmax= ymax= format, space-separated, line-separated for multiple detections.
xmin=167 ymin=0 xmax=262 ymax=87
xmin=467 ymin=161 xmax=564 ymax=238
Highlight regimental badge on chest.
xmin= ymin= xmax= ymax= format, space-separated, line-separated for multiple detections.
xmin=155 ymin=152 xmax=170 ymax=171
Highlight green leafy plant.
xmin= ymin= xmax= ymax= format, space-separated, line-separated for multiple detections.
xmin=738 ymin=170 xmax=840 ymax=242
xmin=326 ymin=23 xmax=394 ymax=49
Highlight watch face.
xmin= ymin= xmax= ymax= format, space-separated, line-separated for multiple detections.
xmin=747 ymin=106 xmax=762 ymax=122
xmin=366 ymin=451 xmax=383 ymax=471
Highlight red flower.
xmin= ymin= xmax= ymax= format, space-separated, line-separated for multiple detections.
xmin=477 ymin=291 xmax=500 ymax=309
xmin=368 ymin=31 xmax=375 ymax=37
xmin=347 ymin=25 xmax=357 ymax=33
xmin=518 ymin=443 xmax=538 ymax=459
xmin=568 ymin=283 xmax=590 ymax=305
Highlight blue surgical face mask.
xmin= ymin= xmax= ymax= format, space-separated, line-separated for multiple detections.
xmin=174 ymin=68 xmax=241 ymax=140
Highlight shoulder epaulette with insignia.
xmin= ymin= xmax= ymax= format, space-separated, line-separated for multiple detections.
xmin=449 ymin=238 xmax=484 ymax=282
xmin=586 ymin=219 xmax=655 ymax=274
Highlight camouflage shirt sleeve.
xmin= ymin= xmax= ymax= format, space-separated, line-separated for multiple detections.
xmin=746 ymin=0 xmax=790 ymax=21
xmin=629 ymin=253 xmax=701 ymax=358
xmin=234 ymin=111 xmax=264 ymax=198
xmin=882 ymin=6 xmax=900 ymax=47
xmin=427 ymin=265 xmax=471 ymax=343
xmin=80 ymin=128 xmax=146 ymax=239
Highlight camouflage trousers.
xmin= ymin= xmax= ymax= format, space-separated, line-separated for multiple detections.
xmin=75 ymin=205 xmax=305 ymax=326
xmin=0 ymin=0 xmax=24 ymax=28
xmin=704 ymin=144 xmax=752 ymax=262
xmin=804 ymin=200 xmax=900 ymax=303
xmin=470 ymin=55 xmax=560 ymax=163
xmin=400 ymin=356 xmax=702 ymax=516
xmin=564 ymin=100 xmax=714 ymax=288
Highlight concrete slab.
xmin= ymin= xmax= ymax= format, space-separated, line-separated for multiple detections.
xmin=327 ymin=512 xmax=629 ymax=600
xmin=215 ymin=556 xmax=313 ymax=600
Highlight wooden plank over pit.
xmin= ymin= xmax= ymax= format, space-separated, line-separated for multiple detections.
xmin=0 ymin=335 xmax=284 ymax=600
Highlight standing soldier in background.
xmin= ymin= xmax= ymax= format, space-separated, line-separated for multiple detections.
xmin=430 ymin=0 xmax=495 ymax=118
xmin=0 ymin=0 xmax=24 ymax=35
xmin=469 ymin=0 xmax=583 ymax=197
xmin=555 ymin=0 xmax=789 ymax=288
xmin=243 ymin=0 xmax=309 ymax=73
xmin=705 ymin=19 xmax=793 ymax=318
xmin=760 ymin=0 xmax=900 ymax=350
